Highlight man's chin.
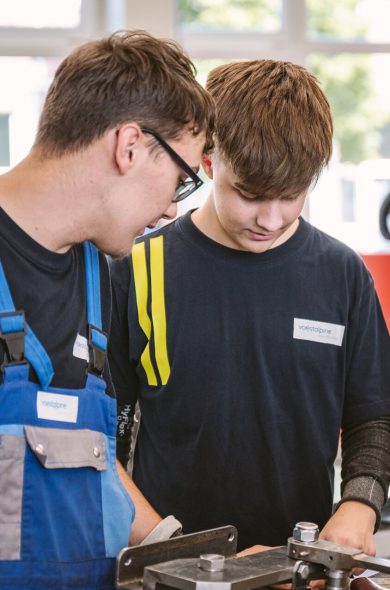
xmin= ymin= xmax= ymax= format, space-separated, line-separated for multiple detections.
xmin=238 ymin=236 xmax=275 ymax=253
xmin=103 ymin=238 xmax=137 ymax=259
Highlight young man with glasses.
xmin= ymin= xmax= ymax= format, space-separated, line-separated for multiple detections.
xmin=0 ymin=30 xmax=213 ymax=590
xmin=109 ymin=59 xmax=390 ymax=560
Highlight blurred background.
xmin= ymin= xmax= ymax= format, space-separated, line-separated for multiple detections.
xmin=0 ymin=0 xmax=389 ymax=327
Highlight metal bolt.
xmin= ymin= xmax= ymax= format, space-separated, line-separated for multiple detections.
xmin=293 ymin=522 xmax=319 ymax=543
xmin=297 ymin=563 xmax=310 ymax=579
xmin=325 ymin=569 xmax=350 ymax=590
xmin=35 ymin=443 xmax=45 ymax=454
xmin=198 ymin=554 xmax=225 ymax=572
xmin=93 ymin=447 xmax=100 ymax=458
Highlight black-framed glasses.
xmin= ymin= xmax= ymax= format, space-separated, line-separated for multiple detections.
xmin=141 ymin=127 xmax=204 ymax=202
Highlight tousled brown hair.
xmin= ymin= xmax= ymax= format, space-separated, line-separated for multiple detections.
xmin=206 ymin=60 xmax=333 ymax=198
xmin=35 ymin=30 xmax=214 ymax=156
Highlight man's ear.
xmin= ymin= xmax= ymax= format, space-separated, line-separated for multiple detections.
xmin=201 ymin=153 xmax=213 ymax=179
xmin=114 ymin=123 xmax=143 ymax=174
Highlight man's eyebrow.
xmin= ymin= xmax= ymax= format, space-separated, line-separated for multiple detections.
xmin=234 ymin=182 xmax=255 ymax=196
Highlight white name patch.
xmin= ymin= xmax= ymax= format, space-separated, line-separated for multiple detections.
xmin=73 ymin=333 xmax=89 ymax=362
xmin=293 ymin=318 xmax=345 ymax=347
xmin=37 ymin=391 xmax=79 ymax=423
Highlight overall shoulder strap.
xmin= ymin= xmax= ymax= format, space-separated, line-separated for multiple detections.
xmin=0 ymin=261 xmax=54 ymax=389
xmin=83 ymin=242 xmax=107 ymax=376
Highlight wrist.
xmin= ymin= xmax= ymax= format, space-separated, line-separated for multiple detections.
xmin=335 ymin=499 xmax=378 ymax=533
xmin=338 ymin=476 xmax=385 ymax=533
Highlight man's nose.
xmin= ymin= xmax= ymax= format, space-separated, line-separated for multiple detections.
xmin=256 ymin=200 xmax=283 ymax=232
xmin=162 ymin=201 xmax=178 ymax=221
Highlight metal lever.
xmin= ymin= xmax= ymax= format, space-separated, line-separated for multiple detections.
xmin=287 ymin=537 xmax=390 ymax=574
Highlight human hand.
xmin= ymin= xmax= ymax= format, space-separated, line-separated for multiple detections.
xmin=237 ymin=544 xmax=272 ymax=557
xmin=236 ymin=504 xmax=376 ymax=590
xmin=320 ymin=501 xmax=376 ymax=556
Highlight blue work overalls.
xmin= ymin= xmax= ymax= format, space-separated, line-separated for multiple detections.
xmin=0 ymin=242 xmax=134 ymax=590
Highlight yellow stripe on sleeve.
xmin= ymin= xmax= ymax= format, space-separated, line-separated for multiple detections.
xmin=132 ymin=242 xmax=157 ymax=386
xmin=150 ymin=236 xmax=171 ymax=384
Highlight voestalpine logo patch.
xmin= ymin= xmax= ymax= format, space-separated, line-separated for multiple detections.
xmin=37 ymin=391 xmax=79 ymax=423
xmin=293 ymin=318 xmax=345 ymax=347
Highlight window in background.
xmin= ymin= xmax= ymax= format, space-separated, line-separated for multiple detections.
xmin=309 ymin=52 xmax=390 ymax=254
xmin=341 ymin=177 xmax=356 ymax=223
xmin=0 ymin=115 xmax=10 ymax=167
xmin=0 ymin=0 xmax=100 ymax=171
xmin=0 ymin=57 xmax=58 ymax=170
xmin=194 ymin=58 xmax=227 ymax=86
xmin=306 ymin=0 xmax=390 ymax=43
xmin=0 ymin=0 xmax=82 ymax=29
xmin=176 ymin=0 xmax=282 ymax=33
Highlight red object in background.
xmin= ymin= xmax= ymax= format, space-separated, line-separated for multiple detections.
xmin=361 ymin=254 xmax=390 ymax=331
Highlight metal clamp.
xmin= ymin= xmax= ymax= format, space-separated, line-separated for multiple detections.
xmin=87 ymin=323 xmax=107 ymax=376
xmin=0 ymin=310 xmax=26 ymax=367
xmin=116 ymin=522 xmax=390 ymax=590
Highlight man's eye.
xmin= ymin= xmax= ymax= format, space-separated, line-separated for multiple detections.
xmin=281 ymin=196 xmax=298 ymax=202
xmin=238 ymin=190 xmax=256 ymax=201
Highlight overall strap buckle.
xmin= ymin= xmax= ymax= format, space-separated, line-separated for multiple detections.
xmin=0 ymin=310 xmax=27 ymax=367
xmin=87 ymin=323 xmax=108 ymax=376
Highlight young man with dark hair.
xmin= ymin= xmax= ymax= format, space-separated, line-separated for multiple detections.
xmin=109 ymin=59 xmax=390 ymax=556
xmin=0 ymin=30 xmax=213 ymax=590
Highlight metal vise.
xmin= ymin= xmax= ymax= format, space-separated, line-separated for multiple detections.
xmin=116 ymin=522 xmax=390 ymax=590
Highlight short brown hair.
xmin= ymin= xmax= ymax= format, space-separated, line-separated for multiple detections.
xmin=35 ymin=30 xmax=214 ymax=156
xmin=206 ymin=60 xmax=332 ymax=198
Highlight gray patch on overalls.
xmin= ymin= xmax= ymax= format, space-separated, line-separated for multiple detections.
xmin=0 ymin=434 xmax=26 ymax=560
xmin=24 ymin=426 xmax=107 ymax=470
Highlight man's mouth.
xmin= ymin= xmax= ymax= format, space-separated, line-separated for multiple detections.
xmin=247 ymin=229 xmax=274 ymax=241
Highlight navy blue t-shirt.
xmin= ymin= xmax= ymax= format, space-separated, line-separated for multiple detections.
xmin=0 ymin=207 xmax=113 ymax=393
xmin=109 ymin=212 xmax=390 ymax=549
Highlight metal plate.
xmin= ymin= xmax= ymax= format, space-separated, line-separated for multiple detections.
xmin=116 ymin=526 xmax=237 ymax=589
xmin=142 ymin=546 xmax=296 ymax=590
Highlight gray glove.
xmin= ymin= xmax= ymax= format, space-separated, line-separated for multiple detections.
xmin=140 ymin=515 xmax=183 ymax=545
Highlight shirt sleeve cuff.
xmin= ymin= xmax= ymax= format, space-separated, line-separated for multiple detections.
xmin=336 ymin=476 xmax=385 ymax=533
